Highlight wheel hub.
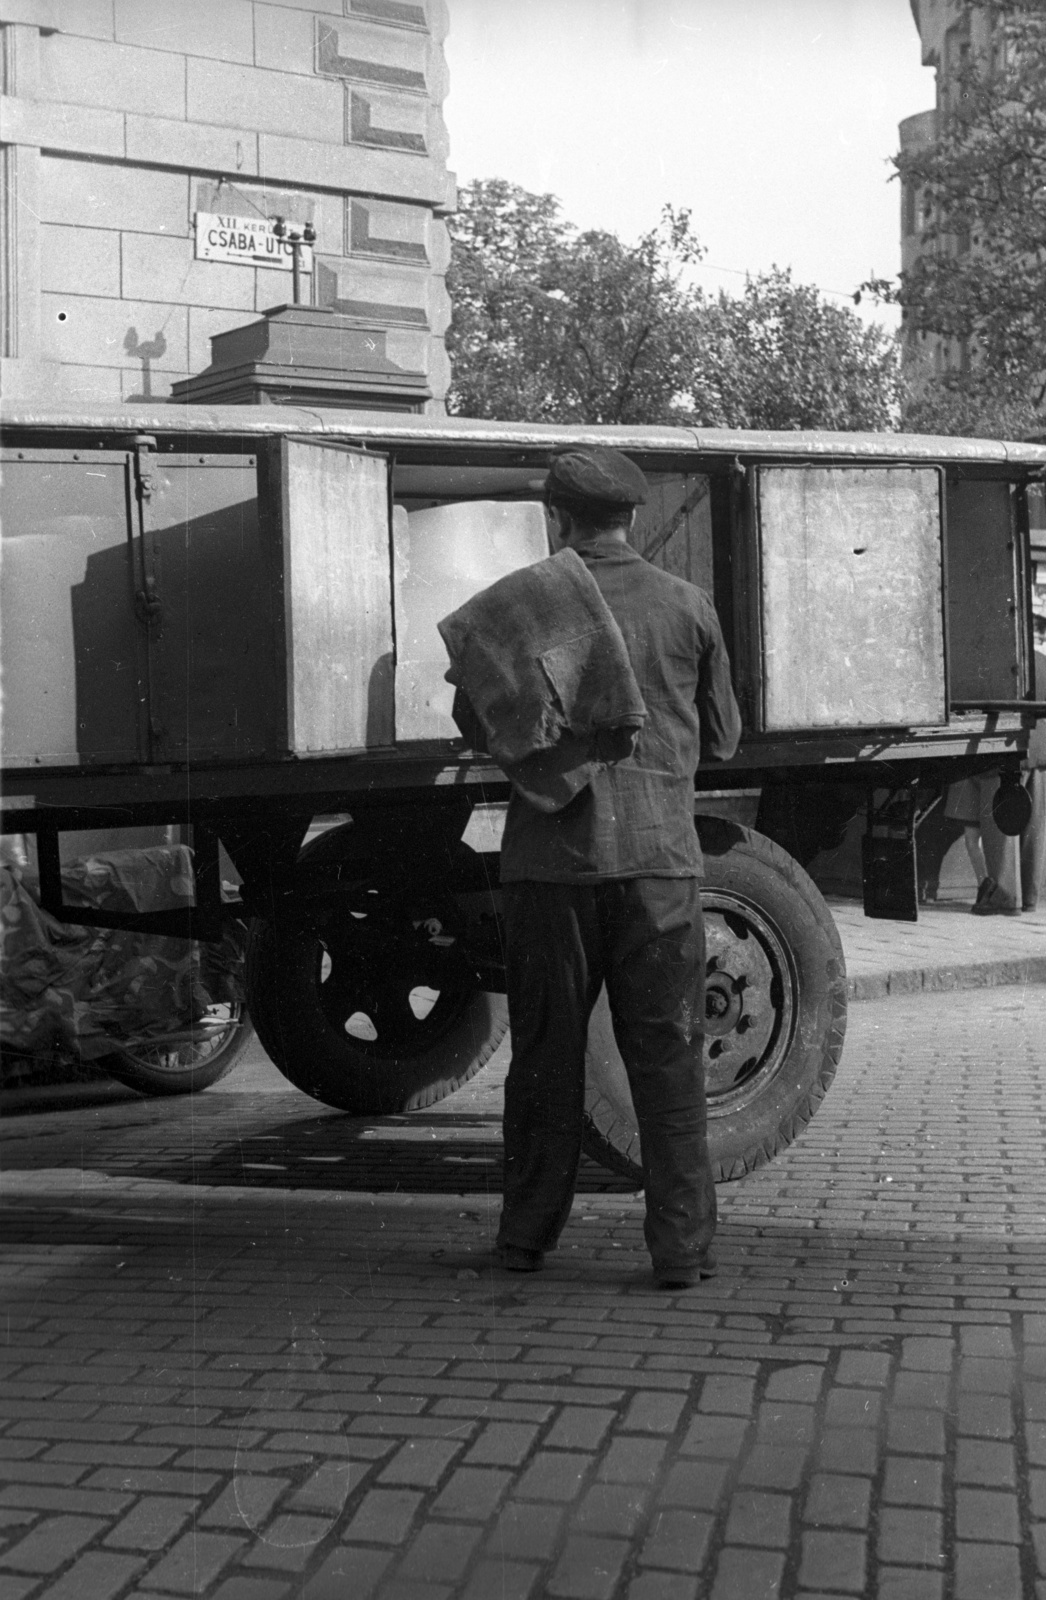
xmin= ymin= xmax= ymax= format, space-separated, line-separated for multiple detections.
xmin=701 ymin=893 xmax=795 ymax=1108
xmin=315 ymin=879 xmax=473 ymax=1056
xmin=704 ymin=972 xmax=743 ymax=1033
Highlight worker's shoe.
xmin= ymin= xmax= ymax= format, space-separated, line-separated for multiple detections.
xmin=494 ymin=1243 xmax=545 ymax=1273
xmin=654 ymin=1249 xmax=718 ymax=1290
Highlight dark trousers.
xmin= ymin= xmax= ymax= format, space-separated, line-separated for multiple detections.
xmin=497 ymin=876 xmax=716 ymax=1274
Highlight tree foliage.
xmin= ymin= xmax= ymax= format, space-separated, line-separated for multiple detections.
xmin=445 ymin=179 xmax=901 ymax=432
xmin=695 ymin=271 xmax=902 ymax=433
xmin=873 ymin=0 xmax=1046 ymax=437
xmin=445 ymin=179 xmax=709 ymax=425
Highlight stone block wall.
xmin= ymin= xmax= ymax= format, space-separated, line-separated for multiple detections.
xmin=0 ymin=0 xmax=454 ymax=407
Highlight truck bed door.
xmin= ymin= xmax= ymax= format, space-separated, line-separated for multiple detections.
xmin=0 ymin=449 xmax=143 ymax=767
xmin=260 ymin=437 xmax=394 ymax=755
xmin=752 ymin=465 xmax=946 ymax=730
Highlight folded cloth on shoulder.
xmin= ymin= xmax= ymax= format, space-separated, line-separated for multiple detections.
xmin=438 ymin=548 xmax=646 ymax=812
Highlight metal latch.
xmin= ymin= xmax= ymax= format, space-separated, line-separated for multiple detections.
xmin=135 ymin=574 xmax=162 ymax=626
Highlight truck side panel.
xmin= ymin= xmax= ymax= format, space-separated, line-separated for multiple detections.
xmin=0 ymin=451 xmax=143 ymax=766
xmin=945 ymin=478 xmax=1020 ymax=704
xmin=756 ymin=466 xmax=945 ymax=730
xmin=145 ymin=453 xmax=276 ymax=761
xmin=277 ymin=440 xmax=394 ymax=754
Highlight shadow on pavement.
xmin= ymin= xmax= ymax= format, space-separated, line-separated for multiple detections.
xmin=0 ymin=1105 xmax=640 ymax=1197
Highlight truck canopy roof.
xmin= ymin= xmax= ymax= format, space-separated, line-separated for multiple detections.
xmin=3 ymin=399 xmax=1046 ymax=467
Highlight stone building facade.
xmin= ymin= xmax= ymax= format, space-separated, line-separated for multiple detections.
xmin=0 ymin=0 xmax=454 ymax=409
xmin=901 ymin=0 xmax=1045 ymax=587
xmin=899 ymin=0 xmax=1029 ymax=379
xmin=897 ymin=0 xmax=996 ymax=375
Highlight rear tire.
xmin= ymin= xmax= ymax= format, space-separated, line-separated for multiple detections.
xmin=100 ymin=1005 xmax=253 ymax=1096
xmin=582 ymin=819 xmax=847 ymax=1183
xmin=245 ymin=824 xmax=508 ymax=1114
xmin=99 ymin=919 xmax=252 ymax=1097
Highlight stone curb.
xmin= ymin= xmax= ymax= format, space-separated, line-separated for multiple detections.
xmin=848 ymin=954 xmax=1046 ymax=1002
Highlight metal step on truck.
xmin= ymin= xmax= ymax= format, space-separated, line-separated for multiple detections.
xmin=1 ymin=402 xmax=1044 ymax=1181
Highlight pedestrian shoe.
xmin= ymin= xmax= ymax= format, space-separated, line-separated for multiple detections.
xmin=970 ymin=876 xmax=996 ymax=911
xmin=654 ymin=1250 xmax=718 ymax=1290
xmin=494 ymin=1244 xmax=545 ymax=1273
xmin=970 ymin=878 xmax=1019 ymax=916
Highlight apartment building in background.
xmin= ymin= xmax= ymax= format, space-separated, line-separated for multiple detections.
xmin=898 ymin=0 xmax=1001 ymax=375
xmin=0 ymin=0 xmax=454 ymax=411
xmin=901 ymin=0 xmax=1045 ymax=593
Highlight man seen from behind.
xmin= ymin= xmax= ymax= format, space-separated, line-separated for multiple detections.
xmin=495 ymin=448 xmax=742 ymax=1290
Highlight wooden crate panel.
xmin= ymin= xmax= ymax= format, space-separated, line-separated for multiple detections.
xmin=148 ymin=457 xmax=275 ymax=761
xmin=945 ymin=478 xmax=1019 ymax=703
xmin=758 ymin=466 xmax=945 ymax=730
xmin=283 ymin=441 xmax=394 ymax=754
xmin=393 ymin=500 xmax=548 ymax=742
xmin=632 ymin=472 xmax=713 ymax=589
xmin=0 ymin=453 xmax=141 ymax=766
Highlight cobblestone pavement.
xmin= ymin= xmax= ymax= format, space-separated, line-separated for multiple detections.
xmin=0 ymin=985 xmax=1044 ymax=1600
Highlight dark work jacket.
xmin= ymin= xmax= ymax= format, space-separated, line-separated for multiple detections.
xmin=500 ymin=536 xmax=742 ymax=883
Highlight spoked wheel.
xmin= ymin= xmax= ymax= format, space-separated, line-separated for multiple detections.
xmin=582 ymin=821 xmax=847 ymax=1183
xmin=316 ymin=880 xmax=480 ymax=1061
xmin=100 ymin=1000 xmax=254 ymax=1096
xmin=245 ymin=828 xmax=508 ymax=1115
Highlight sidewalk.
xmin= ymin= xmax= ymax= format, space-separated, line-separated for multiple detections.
xmin=830 ymin=895 xmax=1046 ymax=1001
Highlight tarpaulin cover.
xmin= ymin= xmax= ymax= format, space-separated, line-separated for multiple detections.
xmin=1 ymin=847 xmax=212 ymax=1065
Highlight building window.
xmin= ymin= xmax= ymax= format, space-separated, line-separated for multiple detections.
xmin=903 ymin=180 xmax=917 ymax=238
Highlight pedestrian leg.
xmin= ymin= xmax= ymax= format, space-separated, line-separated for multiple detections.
xmin=979 ymin=778 xmax=1020 ymax=911
xmin=1020 ymin=771 xmax=1046 ymax=910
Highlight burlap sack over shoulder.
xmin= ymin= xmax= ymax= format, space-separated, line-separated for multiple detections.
xmin=438 ymin=548 xmax=646 ymax=813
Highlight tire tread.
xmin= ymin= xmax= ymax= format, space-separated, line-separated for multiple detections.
xmin=244 ymin=826 xmax=508 ymax=1116
xmin=582 ymin=822 xmax=847 ymax=1183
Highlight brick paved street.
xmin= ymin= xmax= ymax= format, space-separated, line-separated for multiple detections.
xmin=1 ymin=985 xmax=1044 ymax=1599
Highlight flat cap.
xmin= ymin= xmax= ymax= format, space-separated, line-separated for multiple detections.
xmin=546 ymin=447 xmax=648 ymax=508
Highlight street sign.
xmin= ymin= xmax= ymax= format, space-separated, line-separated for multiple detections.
xmin=194 ymin=212 xmax=313 ymax=273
